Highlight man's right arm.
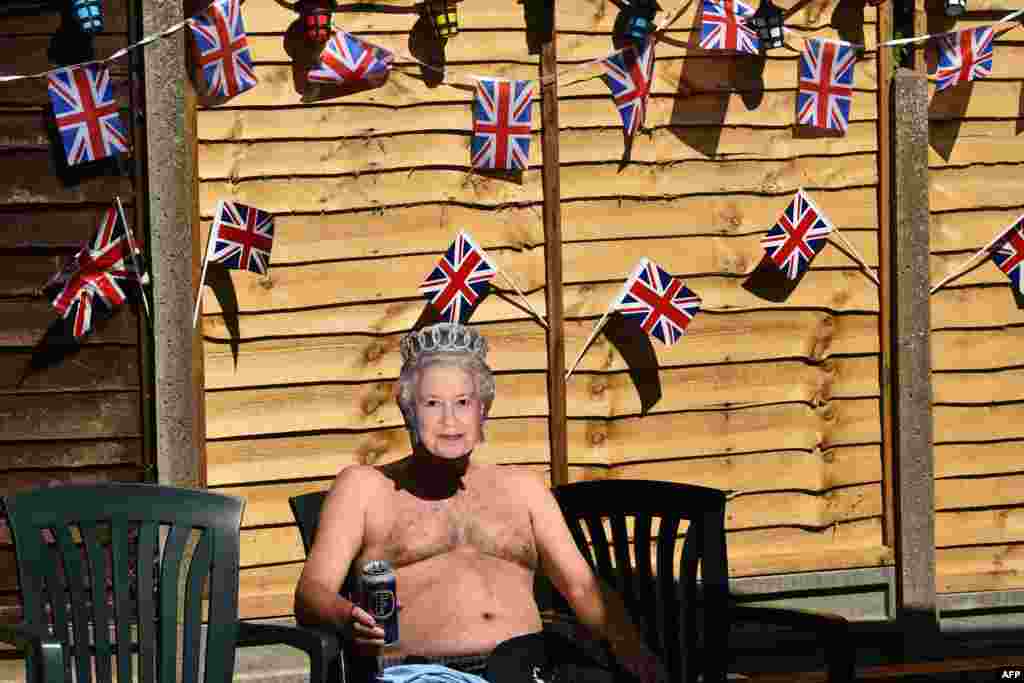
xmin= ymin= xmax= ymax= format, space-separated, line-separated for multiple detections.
xmin=294 ymin=465 xmax=371 ymax=629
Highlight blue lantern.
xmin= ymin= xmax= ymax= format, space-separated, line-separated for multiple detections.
xmin=622 ymin=0 xmax=657 ymax=43
xmin=71 ymin=0 xmax=103 ymax=33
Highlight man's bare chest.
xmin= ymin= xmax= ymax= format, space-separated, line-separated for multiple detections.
xmin=362 ymin=488 xmax=538 ymax=571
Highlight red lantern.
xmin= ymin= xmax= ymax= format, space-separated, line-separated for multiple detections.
xmin=300 ymin=0 xmax=332 ymax=43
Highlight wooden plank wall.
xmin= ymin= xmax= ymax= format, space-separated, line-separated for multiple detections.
xmin=197 ymin=0 xmax=889 ymax=620
xmin=928 ymin=0 xmax=1024 ymax=594
xmin=0 ymin=0 xmax=146 ymax=626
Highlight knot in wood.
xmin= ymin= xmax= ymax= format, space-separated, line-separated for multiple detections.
xmin=364 ymin=342 xmax=387 ymax=364
xmin=589 ymin=430 xmax=606 ymax=446
xmin=259 ymin=277 xmax=274 ymax=290
xmin=590 ymin=380 xmax=607 ymax=396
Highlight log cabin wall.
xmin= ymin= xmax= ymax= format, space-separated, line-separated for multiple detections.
xmin=196 ymin=0 xmax=889 ymax=620
xmin=0 ymin=0 xmax=147 ymax=628
xmin=929 ymin=0 xmax=1024 ymax=596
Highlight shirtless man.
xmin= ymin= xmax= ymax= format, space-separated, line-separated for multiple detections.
xmin=294 ymin=323 xmax=666 ymax=682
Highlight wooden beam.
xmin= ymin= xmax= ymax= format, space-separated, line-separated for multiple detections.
xmin=891 ymin=68 xmax=937 ymax=642
xmin=537 ymin=0 xmax=567 ymax=487
xmin=142 ymin=0 xmax=202 ymax=488
xmin=877 ymin=0 xmax=895 ymax=548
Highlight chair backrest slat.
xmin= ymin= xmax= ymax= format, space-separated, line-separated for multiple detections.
xmin=136 ymin=520 xmax=159 ymax=683
xmin=583 ymin=513 xmax=615 ymax=586
xmin=655 ymin=513 xmax=682 ymax=669
xmin=158 ymin=525 xmax=191 ymax=683
xmin=632 ymin=512 xmax=655 ymax=646
xmin=182 ymin=530 xmax=213 ymax=683
xmin=110 ymin=521 xmax=133 ymax=683
xmin=608 ymin=515 xmax=635 ymax=616
xmin=80 ymin=521 xmax=114 ymax=683
xmin=53 ymin=524 xmax=93 ymax=683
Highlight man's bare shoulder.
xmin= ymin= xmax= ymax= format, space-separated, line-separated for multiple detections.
xmin=490 ymin=466 xmax=550 ymax=503
xmin=329 ymin=463 xmax=390 ymax=499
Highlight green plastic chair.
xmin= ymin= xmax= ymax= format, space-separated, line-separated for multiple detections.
xmin=0 ymin=482 xmax=339 ymax=683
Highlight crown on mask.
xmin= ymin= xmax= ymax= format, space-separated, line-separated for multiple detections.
xmin=400 ymin=322 xmax=489 ymax=366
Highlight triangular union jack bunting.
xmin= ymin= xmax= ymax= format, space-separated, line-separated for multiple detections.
xmin=308 ymin=30 xmax=394 ymax=88
xmin=990 ymin=215 xmax=1024 ymax=295
xmin=471 ymin=77 xmax=534 ymax=171
xmin=934 ymin=26 xmax=994 ymax=92
xmin=613 ymin=257 xmax=702 ymax=346
xmin=600 ymin=39 xmax=656 ymax=136
xmin=206 ymin=200 xmax=275 ymax=275
xmin=189 ymin=0 xmax=258 ymax=100
xmin=46 ymin=63 xmax=129 ymax=166
xmin=44 ymin=206 xmax=142 ymax=340
xmin=761 ymin=189 xmax=834 ymax=280
xmin=419 ymin=231 xmax=498 ymax=324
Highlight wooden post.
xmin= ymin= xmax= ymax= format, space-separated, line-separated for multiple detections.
xmin=538 ymin=0 xmax=567 ymax=488
xmin=142 ymin=0 xmax=203 ymax=488
xmin=891 ymin=68 xmax=937 ymax=645
xmin=878 ymin=0 xmax=895 ymax=548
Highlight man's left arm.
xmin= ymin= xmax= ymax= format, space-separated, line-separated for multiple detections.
xmin=519 ymin=470 xmax=667 ymax=683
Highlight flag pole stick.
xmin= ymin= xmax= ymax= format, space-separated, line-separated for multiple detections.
xmin=192 ymin=213 xmax=217 ymax=329
xmin=115 ymin=196 xmax=151 ymax=322
xmin=830 ymin=228 xmax=880 ymax=286
xmin=930 ymin=224 xmax=1018 ymax=295
xmin=564 ymin=307 xmax=614 ymax=381
xmin=495 ymin=266 xmax=548 ymax=329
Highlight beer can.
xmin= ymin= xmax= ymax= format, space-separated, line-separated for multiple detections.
xmin=357 ymin=559 xmax=399 ymax=646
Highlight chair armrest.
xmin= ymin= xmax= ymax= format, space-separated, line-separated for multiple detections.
xmin=237 ymin=621 xmax=342 ymax=683
xmin=729 ymin=606 xmax=853 ymax=683
xmin=0 ymin=622 xmax=66 ymax=683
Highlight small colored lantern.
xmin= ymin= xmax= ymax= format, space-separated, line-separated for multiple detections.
xmin=299 ymin=0 xmax=332 ymax=43
xmin=71 ymin=0 xmax=103 ymax=33
xmin=944 ymin=0 xmax=966 ymax=16
xmin=424 ymin=0 xmax=459 ymax=40
xmin=750 ymin=0 xmax=784 ymax=50
xmin=622 ymin=0 xmax=657 ymax=43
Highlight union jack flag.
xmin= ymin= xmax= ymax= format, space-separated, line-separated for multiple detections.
xmin=46 ymin=64 xmax=129 ymax=166
xmin=699 ymin=0 xmax=759 ymax=55
xmin=614 ymin=258 xmax=702 ymax=346
xmin=991 ymin=216 xmax=1024 ymax=294
xmin=471 ymin=78 xmax=535 ymax=171
xmin=189 ymin=0 xmax=257 ymax=100
xmin=308 ymin=30 xmax=393 ymax=87
xmin=761 ymin=189 xmax=834 ymax=280
xmin=206 ymin=200 xmax=275 ymax=275
xmin=47 ymin=207 xmax=140 ymax=340
xmin=935 ymin=26 xmax=994 ymax=92
xmin=600 ymin=39 xmax=656 ymax=136
xmin=420 ymin=231 xmax=498 ymax=324
xmin=797 ymin=38 xmax=856 ymax=133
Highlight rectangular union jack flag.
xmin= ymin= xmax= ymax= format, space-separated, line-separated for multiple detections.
xmin=797 ymin=38 xmax=856 ymax=133
xmin=420 ymin=231 xmax=498 ymax=324
xmin=600 ymin=39 xmax=656 ymax=136
xmin=990 ymin=215 xmax=1024 ymax=294
xmin=189 ymin=0 xmax=257 ymax=100
xmin=47 ymin=206 xmax=140 ymax=340
xmin=761 ymin=189 xmax=834 ymax=280
xmin=699 ymin=0 xmax=759 ymax=55
xmin=613 ymin=257 xmax=702 ymax=346
xmin=46 ymin=64 xmax=129 ymax=166
xmin=471 ymin=78 xmax=534 ymax=171
xmin=935 ymin=26 xmax=994 ymax=92
xmin=308 ymin=30 xmax=394 ymax=88
xmin=206 ymin=200 xmax=275 ymax=275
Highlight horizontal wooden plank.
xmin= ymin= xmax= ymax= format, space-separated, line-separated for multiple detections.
xmin=932 ymin=163 xmax=1024 ymax=214
xmin=206 ymin=360 xmax=878 ymax=435
xmin=0 ymin=153 xmax=134 ymax=204
xmin=0 ymin=299 xmax=139 ymax=347
xmin=205 ymin=312 xmax=879 ymax=387
xmin=0 ymin=391 xmax=141 ymax=440
xmin=0 ymin=254 xmax=65 ymax=297
xmin=929 ymin=120 xmax=1024 ymax=168
xmin=933 ymin=327 xmax=1024 ymax=371
xmin=936 ymin=473 xmax=1024 ymax=512
xmin=928 ymin=81 xmax=1024 ymax=121
xmin=934 ymin=367 xmax=1024 ymax=405
xmin=241 ymin=0 xmax=874 ymax=35
xmin=0 ymin=439 xmax=142 ymax=471
xmin=0 ymin=345 xmax=139 ymax=393
xmin=932 ymin=285 xmax=1024 ymax=329
xmin=199 ymin=122 xmax=879 ymax=181
xmin=937 ymin=545 xmax=1024 ymax=593
xmin=0 ymin=204 xmax=135 ymax=249
xmin=931 ymin=250 xmax=1024 ymax=288
xmin=931 ymin=206 xmax=1024 ymax=254
xmin=199 ymin=152 xmax=878 ymax=216
xmin=190 ymin=191 xmax=878 ymax=266
xmin=935 ymin=403 xmax=1024 ymax=443
xmin=936 ymin=441 xmax=1024 ymax=479
xmin=0 ymin=111 xmax=51 ymax=148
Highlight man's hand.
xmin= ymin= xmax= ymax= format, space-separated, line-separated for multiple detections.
xmin=343 ymin=603 xmax=388 ymax=656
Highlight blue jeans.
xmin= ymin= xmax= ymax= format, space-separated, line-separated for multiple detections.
xmin=377 ymin=663 xmax=490 ymax=683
